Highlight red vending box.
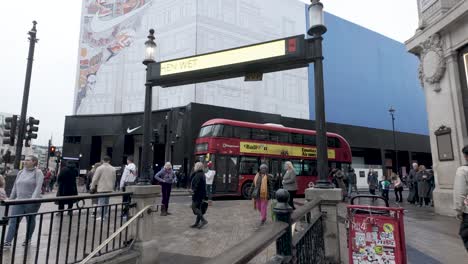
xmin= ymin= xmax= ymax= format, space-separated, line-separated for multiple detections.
xmin=347 ymin=196 xmax=407 ymax=264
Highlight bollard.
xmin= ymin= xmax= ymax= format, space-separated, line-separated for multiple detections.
xmin=273 ymin=189 xmax=294 ymax=258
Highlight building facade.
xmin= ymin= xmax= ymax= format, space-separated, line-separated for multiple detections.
xmin=66 ymin=0 xmax=432 ymax=178
xmin=406 ymin=0 xmax=468 ymax=216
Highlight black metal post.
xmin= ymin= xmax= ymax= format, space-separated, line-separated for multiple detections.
xmin=137 ymin=80 xmax=152 ymax=185
xmin=390 ymin=111 xmax=398 ymax=174
xmin=312 ymin=35 xmax=332 ymax=188
xmin=46 ymin=139 xmax=51 ymax=170
xmin=138 ymin=29 xmax=156 ymax=185
xmin=14 ymin=21 xmax=38 ymax=170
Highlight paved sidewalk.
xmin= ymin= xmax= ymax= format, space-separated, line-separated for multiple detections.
xmin=1 ymin=191 xmax=466 ymax=263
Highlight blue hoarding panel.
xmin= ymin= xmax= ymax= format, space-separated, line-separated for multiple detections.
xmin=307 ymin=10 xmax=428 ymax=135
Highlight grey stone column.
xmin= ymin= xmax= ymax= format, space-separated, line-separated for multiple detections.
xmin=305 ymin=188 xmax=342 ymax=263
xmin=126 ymin=185 xmax=161 ymax=264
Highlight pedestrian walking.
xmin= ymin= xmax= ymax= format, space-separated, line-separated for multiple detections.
xmin=190 ymin=162 xmax=208 ymax=228
xmin=119 ymin=157 xmax=136 ymax=217
xmin=347 ymin=168 xmax=359 ymax=196
xmin=154 ymin=162 xmax=176 ymax=216
xmin=454 ymin=145 xmax=468 ymax=251
xmin=380 ymin=176 xmax=391 ymax=201
xmin=408 ymin=163 xmax=419 ymax=204
xmin=282 ymin=161 xmax=297 ymax=210
xmin=43 ymin=169 xmax=51 ymax=193
xmin=119 ymin=156 xmax=136 ymax=190
xmin=367 ymin=169 xmax=378 ymax=195
xmin=205 ymin=161 xmax=215 ymax=206
xmin=333 ymin=168 xmax=347 ymax=201
xmin=3 ymin=155 xmax=44 ymax=248
xmin=417 ymin=165 xmax=433 ymax=207
xmin=250 ymin=164 xmax=274 ymax=225
xmin=56 ymin=160 xmax=78 ymax=215
xmin=392 ymin=173 xmax=404 ymax=203
xmin=90 ymin=156 xmax=116 ymax=220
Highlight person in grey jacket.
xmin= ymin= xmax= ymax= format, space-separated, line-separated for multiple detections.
xmin=454 ymin=146 xmax=468 ymax=251
xmin=282 ymin=161 xmax=297 ymax=210
xmin=4 ymin=155 xmax=44 ymax=248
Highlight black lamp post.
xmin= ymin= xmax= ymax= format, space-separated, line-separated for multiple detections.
xmin=137 ymin=29 xmax=156 ymax=185
xmin=388 ymin=106 xmax=398 ymax=174
xmin=308 ymin=0 xmax=332 ymax=188
xmin=14 ymin=21 xmax=38 ymax=170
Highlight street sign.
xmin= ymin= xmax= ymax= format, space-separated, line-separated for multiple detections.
xmin=148 ymin=35 xmax=314 ymax=87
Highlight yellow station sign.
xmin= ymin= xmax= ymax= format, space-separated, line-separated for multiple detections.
xmin=160 ymin=40 xmax=286 ymax=76
xmin=240 ymin=141 xmax=336 ymax=159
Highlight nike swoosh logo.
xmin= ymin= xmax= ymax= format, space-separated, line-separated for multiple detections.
xmin=90 ymin=1 xmax=151 ymax=32
xmin=127 ymin=126 xmax=141 ymax=134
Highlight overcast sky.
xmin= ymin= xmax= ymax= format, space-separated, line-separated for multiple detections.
xmin=0 ymin=0 xmax=419 ymax=146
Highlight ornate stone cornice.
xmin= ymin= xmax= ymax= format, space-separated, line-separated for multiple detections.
xmin=418 ymin=33 xmax=447 ymax=92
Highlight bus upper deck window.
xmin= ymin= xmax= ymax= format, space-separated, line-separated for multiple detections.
xmin=199 ymin=125 xmax=213 ymax=137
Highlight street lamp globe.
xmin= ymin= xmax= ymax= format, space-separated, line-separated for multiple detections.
xmin=388 ymin=106 xmax=396 ymax=115
xmin=143 ymin=29 xmax=156 ymax=65
xmin=307 ymin=0 xmax=327 ymax=36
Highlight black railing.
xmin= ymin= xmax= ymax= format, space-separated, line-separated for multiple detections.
xmin=205 ymin=189 xmax=326 ymax=264
xmin=0 ymin=192 xmax=135 ymax=264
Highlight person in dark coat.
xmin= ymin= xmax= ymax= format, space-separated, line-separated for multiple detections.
xmin=408 ymin=163 xmax=419 ymax=204
xmin=57 ymin=161 xmax=78 ymax=215
xmin=417 ymin=165 xmax=433 ymax=207
xmin=190 ymin=162 xmax=208 ymax=229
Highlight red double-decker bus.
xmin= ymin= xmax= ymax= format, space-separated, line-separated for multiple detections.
xmin=194 ymin=119 xmax=352 ymax=198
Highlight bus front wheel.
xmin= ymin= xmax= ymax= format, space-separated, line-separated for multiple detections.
xmin=242 ymin=181 xmax=253 ymax=199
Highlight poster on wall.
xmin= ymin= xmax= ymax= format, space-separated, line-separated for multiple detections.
xmin=75 ymin=0 xmax=153 ymax=114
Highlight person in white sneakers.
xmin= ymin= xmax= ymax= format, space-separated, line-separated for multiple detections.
xmin=120 ymin=156 xmax=136 ymax=218
xmin=205 ymin=161 xmax=215 ymax=205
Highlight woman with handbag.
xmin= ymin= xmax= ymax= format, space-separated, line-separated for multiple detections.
xmin=250 ymin=164 xmax=274 ymax=225
xmin=154 ymin=162 xmax=176 ymax=216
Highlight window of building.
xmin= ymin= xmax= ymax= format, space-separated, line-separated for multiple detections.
xmin=239 ymin=156 xmax=259 ymax=175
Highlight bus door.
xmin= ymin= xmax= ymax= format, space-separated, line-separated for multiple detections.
xmin=215 ymin=155 xmax=238 ymax=193
xmin=270 ymin=159 xmax=282 ymax=187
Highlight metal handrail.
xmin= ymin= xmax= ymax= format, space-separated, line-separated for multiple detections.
xmin=79 ymin=204 xmax=152 ymax=264
xmin=0 ymin=192 xmax=133 ymax=206
xmin=290 ymin=197 xmax=320 ymax=222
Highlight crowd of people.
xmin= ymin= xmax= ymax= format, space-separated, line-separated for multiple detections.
xmin=0 ymin=151 xmax=466 ymax=251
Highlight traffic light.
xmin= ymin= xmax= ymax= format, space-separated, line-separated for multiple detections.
xmin=2 ymin=115 xmax=17 ymax=146
xmin=49 ymin=145 xmax=56 ymax=157
xmin=24 ymin=117 xmax=39 ymax=147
